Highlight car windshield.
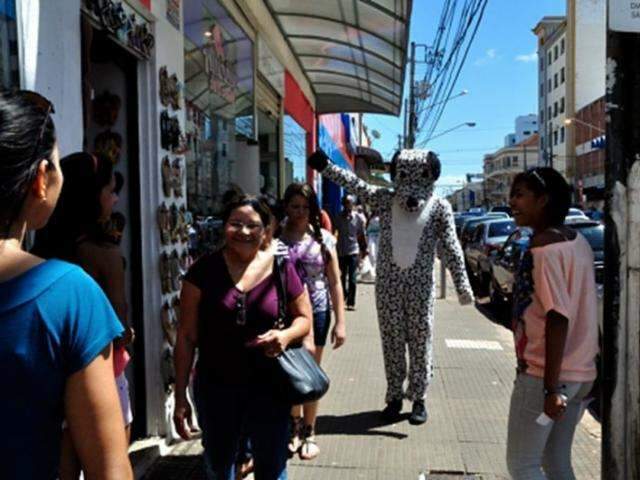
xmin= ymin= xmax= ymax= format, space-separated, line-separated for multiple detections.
xmin=574 ymin=225 xmax=604 ymax=250
xmin=488 ymin=221 xmax=516 ymax=237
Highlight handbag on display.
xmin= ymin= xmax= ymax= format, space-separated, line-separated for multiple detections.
xmin=267 ymin=256 xmax=330 ymax=405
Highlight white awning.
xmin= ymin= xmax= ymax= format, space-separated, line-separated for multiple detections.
xmin=265 ymin=0 xmax=412 ymax=115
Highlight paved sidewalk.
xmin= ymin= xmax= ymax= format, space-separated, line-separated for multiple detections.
xmin=143 ymin=263 xmax=601 ymax=480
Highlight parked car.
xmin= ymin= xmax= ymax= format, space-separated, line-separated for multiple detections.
xmin=459 ymin=213 xmax=511 ymax=247
xmin=566 ymin=207 xmax=589 ymax=221
xmin=454 ymin=211 xmax=482 ymax=236
xmin=464 ymin=219 xmax=517 ymax=295
xmin=490 ymin=205 xmax=512 ymax=216
xmin=488 ymin=221 xmax=604 ymax=327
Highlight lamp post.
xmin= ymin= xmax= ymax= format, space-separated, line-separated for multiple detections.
xmin=419 ymin=122 xmax=476 ymax=147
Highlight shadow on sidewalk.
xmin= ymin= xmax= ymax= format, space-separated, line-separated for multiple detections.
xmin=474 ymin=300 xmax=513 ymax=332
xmin=317 ymin=411 xmax=409 ymax=439
xmin=143 ymin=454 xmax=205 ymax=480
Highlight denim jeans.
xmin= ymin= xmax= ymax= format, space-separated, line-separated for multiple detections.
xmin=194 ymin=374 xmax=290 ymax=480
xmin=339 ymin=254 xmax=359 ymax=307
xmin=506 ymin=373 xmax=593 ymax=479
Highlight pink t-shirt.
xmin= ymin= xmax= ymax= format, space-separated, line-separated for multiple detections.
xmin=519 ymin=235 xmax=599 ymax=382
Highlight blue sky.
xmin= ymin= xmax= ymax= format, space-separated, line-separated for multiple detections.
xmin=364 ymin=0 xmax=565 ymax=194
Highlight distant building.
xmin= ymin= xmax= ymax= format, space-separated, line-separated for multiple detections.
xmin=534 ymin=17 xmax=570 ymax=177
xmin=504 ymin=114 xmax=539 ymax=147
xmin=484 ymin=135 xmax=539 ymax=207
xmin=449 ymin=174 xmax=484 ymax=212
xmin=574 ymin=96 xmax=605 ymax=208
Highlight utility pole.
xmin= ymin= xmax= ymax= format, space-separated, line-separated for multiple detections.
xmin=403 ymin=98 xmax=409 ymax=148
xmin=602 ymin=16 xmax=640 ymax=480
xmin=523 ymin=143 xmax=528 ymax=171
xmin=407 ymin=41 xmax=417 ymax=148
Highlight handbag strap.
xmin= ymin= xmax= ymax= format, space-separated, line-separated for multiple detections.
xmin=272 ymin=255 xmax=288 ymax=330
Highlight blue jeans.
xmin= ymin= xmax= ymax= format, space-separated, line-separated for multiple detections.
xmin=313 ymin=310 xmax=331 ymax=347
xmin=506 ymin=373 xmax=593 ymax=479
xmin=194 ymin=374 xmax=290 ymax=480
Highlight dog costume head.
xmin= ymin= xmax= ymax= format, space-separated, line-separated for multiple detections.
xmin=389 ymin=149 xmax=441 ymax=212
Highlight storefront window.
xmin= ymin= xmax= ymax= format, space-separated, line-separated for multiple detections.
xmin=258 ymin=109 xmax=279 ymax=198
xmin=183 ymin=0 xmax=255 ymax=215
xmin=0 ymin=0 xmax=19 ymax=89
xmin=283 ymin=114 xmax=307 ymax=187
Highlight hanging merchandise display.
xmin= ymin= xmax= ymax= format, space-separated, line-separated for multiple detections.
xmin=172 ymin=158 xmax=183 ymax=197
xmin=160 ymin=110 xmax=184 ymax=152
xmin=94 ymin=129 xmax=123 ymax=164
xmin=161 ymin=156 xmax=173 ymax=197
xmin=93 ymin=90 xmax=122 ymax=126
xmin=159 ymin=66 xmax=182 ymax=110
xmin=82 ymin=0 xmax=155 ymax=59
xmin=157 ymin=202 xmax=171 ymax=245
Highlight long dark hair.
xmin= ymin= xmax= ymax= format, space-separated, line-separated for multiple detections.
xmin=510 ymin=167 xmax=571 ymax=227
xmin=283 ymin=183 xmax=330 ymax=261
xmin=0 ymin=91 xmax=56 ymax=237
xmin=33 ymin=152 xmax=114 ymax=260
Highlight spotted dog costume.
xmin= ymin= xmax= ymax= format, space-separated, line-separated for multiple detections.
xmin=310 ymin=149 xmax=473 ymax=406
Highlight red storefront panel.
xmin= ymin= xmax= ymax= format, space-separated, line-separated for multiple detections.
xmin=284 ymin=71 xmax=316 ymax=184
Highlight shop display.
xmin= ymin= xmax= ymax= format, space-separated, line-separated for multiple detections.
xmin=83 ymin=0 xmax=155 ymax=58
xmin=169 ymin=250 xmax=182 ymax=292
xmin=161 ymin=156 xmax=173 ymax=197
xmin=158 ymin=202 xmax=171 ymax=245
xmin=94 ymin=129 xmax=123 ymax=164
xmin=160 ymin=110 xmax=186 ymax=153
xmin=159 ymin=66 xmax=181 ymax=110
xmin=172 ymin=158 xmax=183 ymax=197
xmin=161 ymin=301 xmax=177 ymax=346
xmin=93 ymin=90 xmax=121 ymax=126
xmin=160 ymin=251 xmax=172 ymax=294
xmin=161 ymin=340 xmax=175 ymax=391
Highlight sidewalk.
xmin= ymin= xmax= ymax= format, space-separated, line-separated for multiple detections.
xmin=143 ymin=262 xmax=601 ymax=480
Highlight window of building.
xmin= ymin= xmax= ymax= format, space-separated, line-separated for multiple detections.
xmin=548 ymin=79 xmax=552 ymax=92
xmin=561 ymin=67 xmax=565 ymax=83
xmin=554 ymin=45 xmax=558 ymax=60
xmin=540 ymin=136 xmax=545 ymax=150
xmin=548 ymin=51 xmax=552 ymax=65
xmin=553 ymin=130 xmax=558 ymax=145
xmin=540 ymin=56 xmax=544 ymax=71
xmin=523 ymin=130 xmax=531 ymax=135
xmin=561 ymin=38 xmax=565 ymax=54
xmin=540 ymin=109 xmax=544 ymax=122
xmin=513 ymin=156 xmax=519 ymax=166
xmin=554 ymin=73 xmax=558 ymax=88
xmin=554 ymin=102 xmax=558 ymax=117
xmin=548 ymin=106 xmax=552 ymax=119
xmin=540 ymin=83 xmax=544 ymax=97
xmin=560 ymin=97 xmax=565 ymax=113
xmin=0 ymin=2 xmax=19 ymax=90
xmin=560 ymin=126 xmax=565 ymax=144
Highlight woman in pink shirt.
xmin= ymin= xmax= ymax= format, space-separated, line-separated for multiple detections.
xmin=506 ymin=168 xmax=599 ymax=479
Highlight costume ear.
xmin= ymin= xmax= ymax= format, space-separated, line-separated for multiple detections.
xmin=428 ymin=151 xmax=441 ymax=182
xmin=389 ymin=150 xmax=400 ymax=182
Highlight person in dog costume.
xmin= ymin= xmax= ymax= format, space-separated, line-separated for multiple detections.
xmin=308 ymin=149 xmax=474 ymax=424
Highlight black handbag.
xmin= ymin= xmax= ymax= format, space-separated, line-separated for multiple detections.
xmin=268 ymin=256 xmax=330 ymax=405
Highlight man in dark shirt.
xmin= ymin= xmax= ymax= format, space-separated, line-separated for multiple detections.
xmin=334 ymin=195 xmax=366 ymax=310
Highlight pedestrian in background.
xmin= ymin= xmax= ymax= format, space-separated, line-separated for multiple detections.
xmin=173 ymin=195 xmax=312 ymax=480
xmin=33 ymin=152 xmax=135 ymax=479
xmin=334 ymin=194 xmax=366 ymax=310
xmin=506 ymin=167 xmax=599 ymax=479
xmin=0 ymin=91 xmax=132 ymax=479
xmin=280 ymin=183 xmax=346 ymax=460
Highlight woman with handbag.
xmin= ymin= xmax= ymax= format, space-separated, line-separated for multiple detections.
xmin=173 ymin=195 xmax=313 ymax=480
xmin=279 ymin=183 xmax=346 ymax=460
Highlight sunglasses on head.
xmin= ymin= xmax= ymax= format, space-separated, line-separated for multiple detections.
xmin=18 ymin=90 xmax=55 ymax=165
xmin=526 ymin=168 xmax=546 ymax=189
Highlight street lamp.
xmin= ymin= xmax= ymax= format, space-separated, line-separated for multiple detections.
xmin=419 ymin=122 xmax=476 ymax=146
xmin=564 ymin=117 xmax=605 ymax=133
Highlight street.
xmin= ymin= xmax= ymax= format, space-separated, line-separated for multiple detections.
xmin=144 ymin=263 xmax=601 ymax=480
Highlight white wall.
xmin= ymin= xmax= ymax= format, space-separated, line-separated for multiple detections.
xmin=17 ymin=0 xmax=83 ymax=155
xmin=574 ymin=0 xmax=606 ymax=110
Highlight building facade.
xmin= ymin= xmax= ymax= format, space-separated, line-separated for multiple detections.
xmin=574 ymin=96 xmax=605 ymax=207
xmin=534 ymin=17 xmax=570 ymax=178
xmin=504 ymin=114 xmax=539 ymax=147
xmin=16 ymin=0 xmax=411 ymax=442
xmin=484 ymin=135 xmax=539 ymax=207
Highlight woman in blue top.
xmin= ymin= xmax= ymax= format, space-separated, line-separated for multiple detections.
xmin=0 ymin=91 xmax=132 ymax=479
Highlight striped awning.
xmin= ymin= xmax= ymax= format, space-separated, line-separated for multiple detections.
xmin=265 ymin=0 xmax=413 ymax=115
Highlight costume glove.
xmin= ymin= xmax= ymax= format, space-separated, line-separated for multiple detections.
xmin=308 ymin=150 xmax=330 ymax=171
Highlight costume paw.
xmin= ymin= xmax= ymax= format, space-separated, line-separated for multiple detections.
xmin=458 ymin=290 xmax=474 ymax=306
xmin=308 ymin=150 xmax=329 ymax=171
